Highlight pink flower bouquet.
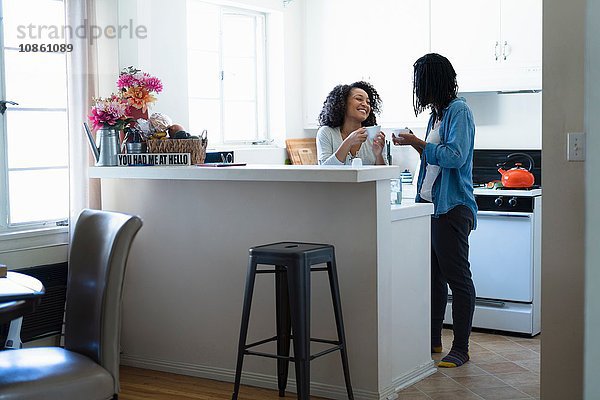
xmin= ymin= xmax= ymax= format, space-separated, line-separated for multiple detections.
xmin=89 ymin=95 xmax=130 ymax=131
xmin=117 ymin=66 xmax=163 ymax=116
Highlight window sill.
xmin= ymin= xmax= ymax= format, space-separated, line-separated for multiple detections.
xmin=206 ymin=145 xmax=287 ymax=165
xmin=0 ymin=226 xmax=69 ymax=253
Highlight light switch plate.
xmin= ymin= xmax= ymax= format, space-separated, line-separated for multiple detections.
xmin=567 ymin=132 xmax=586 ymax=161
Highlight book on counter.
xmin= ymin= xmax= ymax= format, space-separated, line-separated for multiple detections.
xmin=118 ymin=153 xmax=191 ymax=166
xmin=195 ymin=162 xmax=247 ymax=167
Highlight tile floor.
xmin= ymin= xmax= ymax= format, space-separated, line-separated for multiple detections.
xmin=398 ymin=328 xmax=541 ymax=400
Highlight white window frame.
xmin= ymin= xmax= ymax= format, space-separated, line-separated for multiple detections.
xmin=187 ymin=1 xmax=269 ymax=145
xmin=0 ymin=0 xmax=70 ymax=237
xmin=0 ymin=9 xmax=9 ymax=231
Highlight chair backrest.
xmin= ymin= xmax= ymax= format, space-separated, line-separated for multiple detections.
xmin=64 ymin=209 xmax=142 ymax=393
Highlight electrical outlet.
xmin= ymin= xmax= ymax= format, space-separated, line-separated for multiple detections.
xmin=567 ymin=132 xmax=586 ymax=161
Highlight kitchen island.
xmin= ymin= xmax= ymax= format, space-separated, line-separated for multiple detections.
xmin=89 ymin=165 xmax=434 ymax=400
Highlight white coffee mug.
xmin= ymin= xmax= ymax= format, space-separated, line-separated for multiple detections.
xmin=391 ymin=128 xmax=411 ymax=137
xmin=365 ymin=125 xmax=381 ymax=140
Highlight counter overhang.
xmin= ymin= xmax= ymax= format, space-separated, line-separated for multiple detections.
xmin=89 ymin=164 xmax=400 ymax=183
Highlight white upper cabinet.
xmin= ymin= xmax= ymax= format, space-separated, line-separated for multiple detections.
xmin=304 ymin=0 xmax=430 ymax=129
xmin=431 ymin=0 xmax=501 ymax=80
xmin=430 ymin=0 xmax=542 ymax=92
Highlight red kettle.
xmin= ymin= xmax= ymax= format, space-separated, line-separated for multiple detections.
xmin=496 ymin=153 xmax=535 ymax=188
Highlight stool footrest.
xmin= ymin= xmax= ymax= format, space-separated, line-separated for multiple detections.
xmin=244 ymin=336 xmax=343 ymax=362
xmin=255 ymin=269 xmax=281 ymax=274
xmin=310 ymin=337 xmax=339 ymax=345
xmin=245 ymin=335 xmax=278 ymax=349
xmin=309 ymin=344 xmax=344 ymax=361
xmin=245 ymin=350 xmax=293 ymax=361
xmin=254 ymin=267 xmax=329 ymax=274
xmin=245 ymin=344 xmax=343 ymax=362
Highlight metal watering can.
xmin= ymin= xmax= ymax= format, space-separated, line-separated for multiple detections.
xmin=84 ymin=123 xmax=121 ymax=166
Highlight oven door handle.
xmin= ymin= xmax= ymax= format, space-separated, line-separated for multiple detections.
xmin=477 ymin=211 xmax=533 ymax=218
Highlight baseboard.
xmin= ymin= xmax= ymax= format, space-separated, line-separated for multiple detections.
xmin=120 ymin=354 xmax=435 ymax=400
xmin=390 ymin=360 xmax=437 ymax=395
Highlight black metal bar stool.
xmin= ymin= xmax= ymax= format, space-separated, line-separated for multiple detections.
xmin=231 ymin=242 xmax=354 ymax=400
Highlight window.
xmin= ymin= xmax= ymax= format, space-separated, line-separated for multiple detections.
xmin=187 ymin=1 xmax=268 ymax=144
xmin=0 ymin=0 xmax=69 ymax=232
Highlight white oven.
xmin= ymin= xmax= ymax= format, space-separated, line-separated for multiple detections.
xmin=444 ymin=188 xmax=542 ymax=336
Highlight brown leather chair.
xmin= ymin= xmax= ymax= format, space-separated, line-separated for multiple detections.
xmin=0 ymin=209 xmax=143 ymax=400
xmin=0 ymin=301 xmax=36 ymax=327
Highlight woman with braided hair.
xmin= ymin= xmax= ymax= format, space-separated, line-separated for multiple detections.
xmin=393 ymin=53 xmax=477 ymax=368
xmin=316 ymin=81 xmax=388 ymax=165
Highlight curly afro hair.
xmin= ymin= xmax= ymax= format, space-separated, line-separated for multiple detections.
xmin=318 ymin=81 xmax=382 ymax=128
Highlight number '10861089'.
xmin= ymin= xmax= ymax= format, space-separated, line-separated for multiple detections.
xmin=18 ymin=43 xmax=73 ymax=53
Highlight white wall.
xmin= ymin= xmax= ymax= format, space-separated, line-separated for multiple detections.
xmin=542 ymin=0 xmax=586 ymax=398
xmin=282 ymin=0 xmax=305 ymax=138
xmin=95 ymin=0 xmax=120 ymax=96
xmin=584 ymin=0 xmax=600 ymax=397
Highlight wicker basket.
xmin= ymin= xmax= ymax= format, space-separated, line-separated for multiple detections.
xmin=147 ymin=132 xmax=207 ymax=164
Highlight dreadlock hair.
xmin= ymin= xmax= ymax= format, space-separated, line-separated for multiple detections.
xmin=318 ymin=81 xmax=382 ymax=128
xmin=413 ymin=53 xmax=458 ymax=121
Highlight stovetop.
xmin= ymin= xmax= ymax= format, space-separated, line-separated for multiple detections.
xmin=496 ymin=184 xmax=541 ymax=190
xmin=472 ymin=149 xmax=542 ymax=191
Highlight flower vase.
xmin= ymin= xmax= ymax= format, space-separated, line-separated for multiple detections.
xmin=126 ymin=142 xmax=147 ymax=154
xmin=129 ymin=107 xmax=148 ymax=121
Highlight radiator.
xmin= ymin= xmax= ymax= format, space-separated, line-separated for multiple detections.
xmin=17 ymin=262 xmax=68 ymax=342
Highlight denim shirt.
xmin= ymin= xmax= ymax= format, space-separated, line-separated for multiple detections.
xmin=415 ymin=97 xmax=478 ymax=229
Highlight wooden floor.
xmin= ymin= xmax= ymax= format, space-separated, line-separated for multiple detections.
xmin=119 ymin=328 xmax=541 ymax=399
xmin=119 ymin=366 xmax=327 ymax=400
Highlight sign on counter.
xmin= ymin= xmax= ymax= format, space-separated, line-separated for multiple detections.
xmin=118 ymin=153 xmax=191 ymax=166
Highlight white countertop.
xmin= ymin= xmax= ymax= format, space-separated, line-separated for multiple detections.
xmin=391 ymin=201 xmax=434 ymax=221
xmin=89 ymin=164 xmax=400 ymax=183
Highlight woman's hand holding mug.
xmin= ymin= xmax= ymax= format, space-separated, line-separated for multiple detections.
xmin=344 ymin=127 xmax=368 ymax=146
xmin=391 ymin=128 xmax=414 ymax=146
xmin=372 ymin=131 xmax=386 ymax=155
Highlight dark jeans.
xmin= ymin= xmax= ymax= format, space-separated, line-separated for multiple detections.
xmin=431 ymin=205 xmax=475 ymax=354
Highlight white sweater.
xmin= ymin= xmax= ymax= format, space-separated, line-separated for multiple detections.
xmin=316 ymin=126 xmax=388 ymax=165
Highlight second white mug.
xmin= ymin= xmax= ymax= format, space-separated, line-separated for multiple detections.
xmin=391 ymin=128 xmax=411 ymax=137
xmin=365 ymin=125 xmax=381 ymax=140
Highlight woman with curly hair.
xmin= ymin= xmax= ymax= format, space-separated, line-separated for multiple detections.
xmin=316 ymin=81 xmax=387 ymax=165
xmin=393 ymin=53 xmax=477 ymax=368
